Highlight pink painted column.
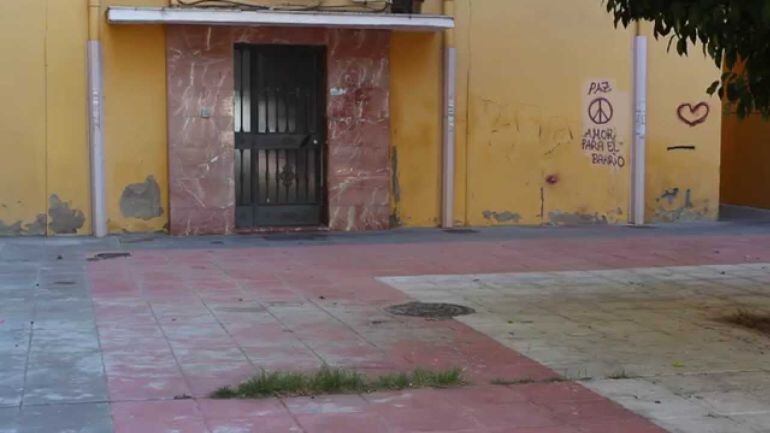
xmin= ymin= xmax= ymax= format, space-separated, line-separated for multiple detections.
xmin=166 ymin=26 xmax=391 ymax=234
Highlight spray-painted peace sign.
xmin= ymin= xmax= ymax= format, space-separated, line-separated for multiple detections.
xmin=588 ymin=97 xmax=614 ymax=125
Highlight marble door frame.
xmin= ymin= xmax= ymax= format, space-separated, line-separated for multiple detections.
xmin=166 ymin=26 xmax=392 ymax=235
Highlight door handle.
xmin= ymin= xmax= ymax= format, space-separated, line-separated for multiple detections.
xmin=300 ymin=136 xmax=320 ymax=147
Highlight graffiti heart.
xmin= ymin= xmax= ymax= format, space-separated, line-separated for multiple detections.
xmin=677 ymin=102 xmax=710 ymax=127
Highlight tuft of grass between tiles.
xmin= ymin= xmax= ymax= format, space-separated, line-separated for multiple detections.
xmin=607 ymin=368 xmax=635 ymax=380
xmin=490 ymin=376 xmax=564 ymax=386
xmin=212 ymin=367 xmax=465 ymax=399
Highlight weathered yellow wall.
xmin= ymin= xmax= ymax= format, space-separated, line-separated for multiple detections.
xmin=47 ymin=0 xmax=91 ymax=235
xmin=721 ymin=113 xmax=770 ymax=209
xmin=0 ymin=0 xmax=170 ymax=236
xmin=103 ymin=0 xmax=169 ymax=233
xmin=390 ymin=32 xmax=442 ymax=227
xmin=465 ymin=2 xmax=634 ymax=226
xmin=0 ymin=0 xmax=725 ymax=236
xmin=393 ymin=2 xmax=722 ymax=227
xmin=0 ymin=0 xmax=47 ymax=235
xmin=643 ymin=23 xmax=721 ymax=222
xmin=0 ymin=0 xmax=90 ymax=236
xmin=389 ymin=1 xmax=444 ymax=224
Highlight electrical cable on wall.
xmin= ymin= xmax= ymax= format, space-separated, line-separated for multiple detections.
xmin=173 ymin=0 xmax=391 ymax=13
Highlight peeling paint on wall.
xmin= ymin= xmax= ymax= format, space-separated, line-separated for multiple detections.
xmin=391 ymin=148 xmax=401 ymax=205
xmin=548 ymin=211 xmax=609 ymax=225
xmin=48 ymin=195 xmax=85 ymax=234
xmin=390 ymin=147 xmax=402 ymax=227
xmin=654 ymin=206 xmax=706 ymax=222
xmin=24 ymin=214 xmax=47 ymax=235
xmin=120 ymin=176 xmax=164 ymax=221
xmin=482 ymin=210 xmax=521 ymax=224
xmin=0 ymin=220 xmax=23 ymax=236
xmin=0 ymin=214 xmax=47 ymax=236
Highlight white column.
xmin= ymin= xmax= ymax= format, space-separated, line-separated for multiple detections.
xmin=631 ymin=35 xmax=648 ymax=226
xmin=442 ymin=46 xmax=457 ymax=229
xmin=88 ymin=40 xmax=107 ymax=237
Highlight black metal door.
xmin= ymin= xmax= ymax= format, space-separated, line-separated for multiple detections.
xmin=234 ymin=45 xmax=326 ymax=228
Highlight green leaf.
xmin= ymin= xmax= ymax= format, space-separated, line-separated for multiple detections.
xmin=601 ymin=0 xmax=770 ymax=118
xmin=676 ymin=37 xmax=689 ymax=55
xmin=707 ymin=80 xmax=720 ymax=95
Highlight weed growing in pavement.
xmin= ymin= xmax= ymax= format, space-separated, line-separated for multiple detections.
xmin=490 ymin=376 xmax=564 ymax=386
xmin=607 ymin=368 xmax=635 ymax=380
xmin=212 ymin=366 xmax=465 ymax=399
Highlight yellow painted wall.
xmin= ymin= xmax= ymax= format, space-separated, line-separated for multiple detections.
xmin=465 ymin=2 xmax=634 ymax=226
xmin=393 ymin=2 xmax=722 ymax=227
xmin=390 ymin=32 xmax=443 ymax=227
xmin=0 ymin=0 xmax=90 ymax=236
xmin=47 ymin=0 xmax=91 ymax=235
xmin=0 ymin=0 xmax=46 ymax=235
xmin=643 ymin=23 xmax=721 ymax=222
xmin=721 ymin=113 xmax=770 ymax=209
xmin=395 ymin=1 xmax=636 ymax=227
xmin=103 ymin=0 xmax=169 ymax=233
xmin=0 ymin=0 xmax=169 ymax=235
xmin=0 ymin=0 xmax=725 ymax=236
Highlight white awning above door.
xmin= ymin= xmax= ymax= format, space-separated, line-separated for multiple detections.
xmin=107 ymin=7 xmax=454 ymax=32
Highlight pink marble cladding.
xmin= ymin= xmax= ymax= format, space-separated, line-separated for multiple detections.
xmin=166 ymin=25 xmax=391 ymax=234
xmin=326 ymin=30 xmax=391 ymax=231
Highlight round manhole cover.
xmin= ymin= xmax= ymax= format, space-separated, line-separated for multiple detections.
xmin=385 ymin=302 xmax=475 ymax=319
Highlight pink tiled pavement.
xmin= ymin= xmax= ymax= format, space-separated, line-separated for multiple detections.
xmin=88 ymin=233 xmax=770 ymax=432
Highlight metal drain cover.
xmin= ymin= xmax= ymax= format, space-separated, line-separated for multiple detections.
xmin=386 ymin=302 xmax=475 ymax=319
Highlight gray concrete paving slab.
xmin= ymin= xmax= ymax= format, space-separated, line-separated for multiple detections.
xmin=24 ymin=351 xmax=108 ymax=405
xmin=0 ymin=406 xmax=19 ymax=433
xmin=18 ymin=403 xmax=112 ymax=433
xmin=0 ymin=239 xmax=111 ymax=432
xmin=2 ymin=220 xmax=770 ymax=431
xmin=382 ymin=263 xmax=770 ymax=433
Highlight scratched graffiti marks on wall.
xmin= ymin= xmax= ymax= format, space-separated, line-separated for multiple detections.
xmin=653 ymin=187 xmax=709 ymax=222
xmin=582 ymin=80 xmax=626 ymax=169
xmin=476 ymin=98 xmax=521 ymax=162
